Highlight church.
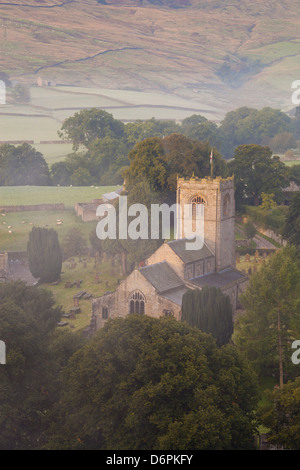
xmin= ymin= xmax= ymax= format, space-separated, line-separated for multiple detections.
xmin=90 ymin=175 xmax=248 ymax=331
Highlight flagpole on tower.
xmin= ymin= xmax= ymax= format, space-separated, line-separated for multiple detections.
xmin=210 ymin=148 xmax=213 ymax=179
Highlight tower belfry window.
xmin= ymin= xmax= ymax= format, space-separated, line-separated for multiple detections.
xmin=191 ymin=195 xmax=205 ymax=231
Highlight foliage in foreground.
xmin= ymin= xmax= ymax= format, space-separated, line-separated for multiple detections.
xmin=259 ymin=377 xmax=300 ymax=450
xmin=234 ymin=246 xmax=300 ymax=386
xmin=0 ymin=282 xmax=62 ymax=449
xmin=46 ymin=315 xmax=259 ymax=450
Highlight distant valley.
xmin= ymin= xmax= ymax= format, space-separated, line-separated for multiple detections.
xmin=1 ymin=0 xmax=300 ymax=122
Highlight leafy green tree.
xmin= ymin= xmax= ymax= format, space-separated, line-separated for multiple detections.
xmin=281 ymin=192 xmax=300 ymax=250
xmin=0 ymin=143 xmax=51 ymax=186
xmin=219 ymin=107 xmax=292 ymax=158
xmin=58 ymin=108 xmax=125 ymax=151
xmin=124 ymin=118 xmax=181 ymax=146
xmin=101 ymin=182 xmax=163 ymax=274
xmin=181 ymin=286 xmax=233 ymax=346
xmin=124 ymin=134 xmax=227 ymax=201
xmin=46 ymin=315 xmax=259 ymax=450
xmin=288 ymin=163 xmax=300 ymax=186
xmin=50 ymin=160 xmax=72 ymax=186
xmin=84 ymin=135 xmax=130 ymax=185
xmin=228 ymin=144 xmax=288 ymax=206
xmin=162 ymin=133 xmax=226 ymax=192
xmin=51 ymin=137 xmax=129 ymax=186
xmin=61 ymin=228 xmax=87 ymax=261
xmin=268 ymin=132 xmax=297 ymax=153
xmin=27 ymin=227 xmax=62 ymax=283
xmin=181 ymin=114 xmax=221 ymax=148
xmin=0 ymin=281 xmax=63 ymax=449
xmin=244 ymin=221 xmax=256 ymax=242
xmin=258 ymin=377 xmax=300 ymax=450
xmin=124 ymin=136 xmax=168 ymax=195
xmin=260 ymin=192 xmax=277 ymax=210
xmin=234 ymin=246 xmax=300 ymax=386
xmin=70 ymin=167 xmax=92 ymax=186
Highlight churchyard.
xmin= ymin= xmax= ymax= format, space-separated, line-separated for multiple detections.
xmin=0 ymin=185 xmax=120 ymax=332
xmin=45 ymin=255 xmax=125 ymax=332
xmin=0 ymin=185 xmax=280 ymax=333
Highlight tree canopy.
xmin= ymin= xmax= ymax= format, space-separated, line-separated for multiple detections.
xmin=234 ymin=246 xmax=300 ymax=386
xmin=0 ymin=281 xmax=63 ymax=449
xmin=281 ymin=192 xmax=300 ymax=250
xmin=61 ymin=228 xmax=87 ymax=261
xmin=27 ymin=227 xmax=62 ymax=283
xmin=123 ymin=134 xmax=227 ymax=201
xmin=51 ymin=106 xmax=299 ymax=186
xmin=101 ymin=182 xmax=163 ymax=274
xmin=219 ymin=107 xmax=292 ymax=158
xmin=0 ymin=143 xmax=51 ymax=186
xmin=228 ymin=144 xmax=288 ymax=206
xmin=258 ymin=377 xmax=300 ymax=450
xmin=58 ymin=108 xmax=125 ymax=151
xmin=46 ymin=315 xmax=259 ymax=450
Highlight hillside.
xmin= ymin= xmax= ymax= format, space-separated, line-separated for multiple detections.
xmin=1 ymin=0 xmax=300 ymax=119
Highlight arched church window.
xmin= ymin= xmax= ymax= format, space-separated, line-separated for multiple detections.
xmin=128 ymin=291 xmax=145 ymax=315
xmin=191 ymin=195 xmax=205 ymax=231
xmin=223 ymin=193 xmax=230 ymax=217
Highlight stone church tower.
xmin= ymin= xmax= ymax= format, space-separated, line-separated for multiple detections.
xmin=176 ymin=175 xmax=236 ymax=272
xmin=90 ymin=174 xmax=247 ymax=333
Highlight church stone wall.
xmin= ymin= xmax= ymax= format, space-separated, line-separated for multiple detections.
xmin=91 ymin=269 xmax=182 ymax=329
xmin=146 ymin=243 xmax=184 ymax=279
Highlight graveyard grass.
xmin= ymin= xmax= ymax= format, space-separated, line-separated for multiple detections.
xmin=44 ymin=256 xmax=125 ymax=333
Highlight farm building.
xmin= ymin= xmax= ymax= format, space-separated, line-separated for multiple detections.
xmin=75 ymin=188 xmax=122 ymax=222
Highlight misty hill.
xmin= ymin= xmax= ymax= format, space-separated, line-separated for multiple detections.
xmin=1 ymin=0 xmax=300 ymax=118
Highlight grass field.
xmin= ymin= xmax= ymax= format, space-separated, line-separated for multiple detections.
xmin=0 ymin=185 xmax=118 ymax=208
xmin=0 ymin=113 xmax=60 ymax=142
xmin=32 ymin=142 xmax=73 ymax=165
xmin=0 ymin=183 xmax=121 ymax=332
xmin=0 ymin=185 xmax=118 ymax=251
xmin=283 ymin=160 xmax=300 ymax=167
xmin=43 ymin=256 xmax=125 ymax=333
xmin=0 ymin=209 xmax=98 ymax=251
xmin=0 ymin=84 xmax=219 ymax=163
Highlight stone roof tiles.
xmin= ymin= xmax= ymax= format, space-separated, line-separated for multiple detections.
xmin=139 ymin=261 xmax=185 ymax=293
xmin=167 ymin=238 xmax=214 ymax=263
xmin=190 ymin=268 xmax=247 ymax=289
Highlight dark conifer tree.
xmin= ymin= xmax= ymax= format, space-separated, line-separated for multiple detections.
xmin=181 ymin=286 xmax=233 ymax=346
xmin=27 ymin=227 xmax=62 ymax=283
